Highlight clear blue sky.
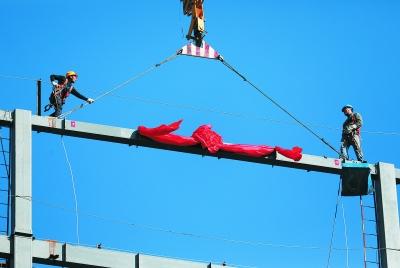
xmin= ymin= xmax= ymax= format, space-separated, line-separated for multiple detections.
xmin=1 ymin=1 xmax=400 ymax=267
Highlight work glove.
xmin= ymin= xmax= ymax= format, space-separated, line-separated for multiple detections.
xmin=87 ymin=98 xmax=95 ymax=104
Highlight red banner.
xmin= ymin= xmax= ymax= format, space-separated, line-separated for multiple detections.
xmin=138 ymin=120 xmax=302 ymax=161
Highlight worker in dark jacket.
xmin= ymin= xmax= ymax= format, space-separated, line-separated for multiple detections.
xmin=340 ymin=104 xmax=365 ymax=162
xmin=47 ymin=71 xmax=94 ymax=117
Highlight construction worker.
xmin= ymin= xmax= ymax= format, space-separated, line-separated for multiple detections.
xmin=46 ymin=71 xmax=94 ymax=117
xmin=340 ymin=104 xmax=365 ymax=162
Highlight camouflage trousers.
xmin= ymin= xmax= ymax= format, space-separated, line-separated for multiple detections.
xmin=340 ymin=134 xmax=364 ymax=161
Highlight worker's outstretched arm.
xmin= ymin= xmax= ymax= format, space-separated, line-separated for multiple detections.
xmin=70 ymin=89 xmax=94 ymax=103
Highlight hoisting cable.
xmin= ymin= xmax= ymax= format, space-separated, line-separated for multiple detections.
xmin=217 ymin=56 xmax=341 ymax=156
xmin=61 ymin=136 xmax=80 ymax=245
xmin=326 ymin=178 xmax=342 ymax=268
xmin=0 ymin=74 xmax=37 ymax=81
xmin=341 ymin=200 xmax=350 ymax=268
xmin=58 ymin=52 xmax=180 ymax=119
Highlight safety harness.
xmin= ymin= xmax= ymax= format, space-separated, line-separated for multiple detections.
xmin=342 ymin=113 xmax=361 ymax=139
xmin=44 ymin=81 xmax=73 ymax=112
xmin=351 ymin=113 xmax=361 ymax=136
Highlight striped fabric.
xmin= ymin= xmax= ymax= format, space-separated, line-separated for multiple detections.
xmin=179 ymin=41 xmax=220 ymax=59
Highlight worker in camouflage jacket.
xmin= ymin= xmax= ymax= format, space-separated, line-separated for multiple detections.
xmin=45 ymin=71 xmax=94 ymax=117
xmin=340 ymin=104 xmax=365 ymax=162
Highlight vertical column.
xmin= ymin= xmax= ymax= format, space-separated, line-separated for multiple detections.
xmin=10 ymin=109 xmax=32 ymax=267
xmin=375 ymin=162 xmax=400 ymax=268
xmin=37 ymin=79 xmax=42 ymax=116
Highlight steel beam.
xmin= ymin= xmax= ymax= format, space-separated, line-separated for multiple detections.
xmin=0 ymin=110 xmax=12 ymax=127
xmin=30 ymin=114 xmax=400 ymax=181
xmin=138 ymin=254 xmax=229 ymax=268
xmin=0 ymin=111 xmax=400 ymax=183
xmin=0 ymin=235 xmax=9 ymax=258
xmin=1 ymin=109 xmax=399 ymax=181
xmin=0 ymin=235 xmax=233 ymax=268
xmin=10 ymin=109 xmax=32 ymax=268
xmin=375 ymin=163 xmax=400 ymax=268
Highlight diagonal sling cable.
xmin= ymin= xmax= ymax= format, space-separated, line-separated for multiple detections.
xmin=58 ymin=52 xmax=180 ymax=119
xmin=217 ymin=56 xmax=341 ymax=156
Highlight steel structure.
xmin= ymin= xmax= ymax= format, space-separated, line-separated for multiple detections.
xmin=0 ymin=109 xmax=399 ymax=267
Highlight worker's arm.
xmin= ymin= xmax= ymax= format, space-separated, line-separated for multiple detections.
xmin=343 ymin=114 xmax=361 ymax=135
xmin=70 ymin=88 xmax=88 ymax=101
xmin=70 ymin=89 xmax=94 ymax=103
xmin=353 ymin=113 xmax=363 ymax=129
xmin=49 ymin=74 xmax=66 ymax=86
xmin=344 ymin=113 xmax=363 ymax=135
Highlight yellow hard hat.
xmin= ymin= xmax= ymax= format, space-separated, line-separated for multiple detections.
xmin=66 ymin=71 xmax=78 ymax=78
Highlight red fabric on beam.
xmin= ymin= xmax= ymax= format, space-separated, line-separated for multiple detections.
xmin=147 ymin=133 xmax=198 ymax=146
xmin=191 ymin=125 xmax=223 ymax=153
xmin=275 ymin=146 xmax=303 ymax=161
xmin=221 ymin=143 xmax=276 ymax=157
xmin=138 ymin=120 xmax=182 ymax=136
xmin=137 ymin=120 xmax=303 ymax=161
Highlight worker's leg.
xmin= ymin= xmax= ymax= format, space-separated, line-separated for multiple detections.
xmin=340 ymin=138 xmax=350 ymax=160
xmin=352 ymin=135 xmax=364 ymax=162
xmin=49 ymin=95 xmax=63 ymax=117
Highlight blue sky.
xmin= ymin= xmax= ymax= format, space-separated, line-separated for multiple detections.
xmin=1 ymin=1 xmax=400 ymax=267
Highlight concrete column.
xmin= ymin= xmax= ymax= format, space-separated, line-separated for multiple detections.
xmin=375 ymin=162 xmax=400 ymax=268
xmin=10 ymin=109 xmax=32 ymax=267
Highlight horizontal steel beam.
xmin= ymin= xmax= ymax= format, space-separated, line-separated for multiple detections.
xmin=0 ymin=110 xmax=12 ymax=127
xmin=1 ymin=109 xmax=399 ymax=182
xmin=0 ymin=235 xmax=230 ymax=268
